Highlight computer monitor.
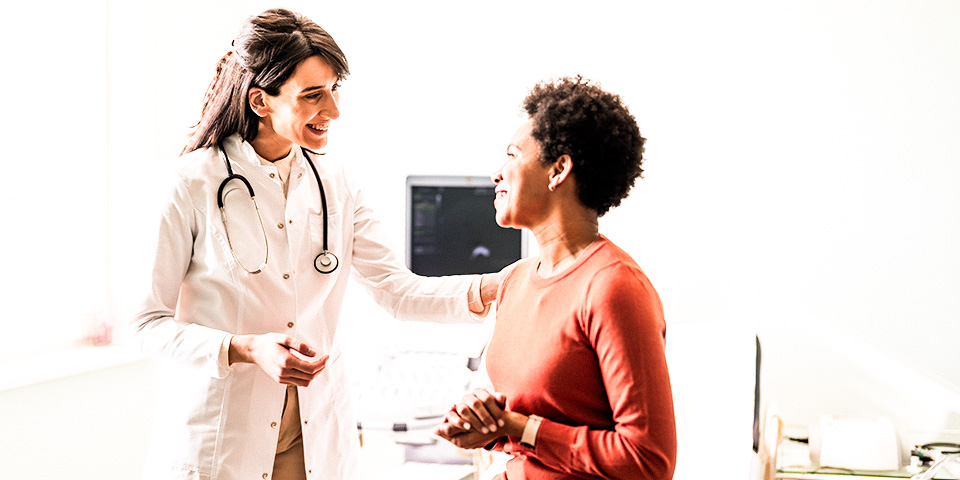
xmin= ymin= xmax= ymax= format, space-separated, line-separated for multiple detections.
xmin=405 ymin=175 xmax=526 ymax=276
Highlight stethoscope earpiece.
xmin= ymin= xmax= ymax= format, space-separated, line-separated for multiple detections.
xmin=314 ymin=251 xmax=339 ymax=274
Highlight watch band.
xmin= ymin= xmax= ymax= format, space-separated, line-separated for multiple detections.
xmin=519 ymin=414 xmax=543 ymax=449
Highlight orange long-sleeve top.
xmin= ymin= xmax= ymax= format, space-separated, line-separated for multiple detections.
xmin=485 ymin=236 xmax=677 ymax=479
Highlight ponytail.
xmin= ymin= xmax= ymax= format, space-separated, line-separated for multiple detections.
xmin=181 ymin=51 xmax=256 ymax=154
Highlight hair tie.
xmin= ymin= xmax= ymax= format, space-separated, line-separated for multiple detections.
xmin=228 ymin=49 xmax=249 ymax=70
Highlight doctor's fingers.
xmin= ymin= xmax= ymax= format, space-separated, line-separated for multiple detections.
xmin=284 ymin=353 xmax=329 ymax=375
xmin=278 ymin=372 xmax=314 ymax=387
xmin=273 ymin=355 xmax=328 ymax=385
xmin=277 ymin=364 xmax=325 ymax=386
xmin=280 ymin=337 xmax=318 ymax=357
xmin=277 ymin=362 xmax=327 ymax=387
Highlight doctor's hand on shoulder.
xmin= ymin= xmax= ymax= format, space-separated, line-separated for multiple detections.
xmin=228 ymin=333 xmax=329 ymax=386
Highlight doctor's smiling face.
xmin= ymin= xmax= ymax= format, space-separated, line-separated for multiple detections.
xmin=249 ymin=55 xmax=341 ymax=158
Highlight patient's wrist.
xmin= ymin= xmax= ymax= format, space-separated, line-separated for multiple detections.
xmin=502 ymin=411 xmax=530 ymax=438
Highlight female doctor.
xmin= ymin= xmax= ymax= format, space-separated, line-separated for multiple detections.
xmin=129 ymin=8 xmax=497 ymax=480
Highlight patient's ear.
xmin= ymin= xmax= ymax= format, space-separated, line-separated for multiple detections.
xmin=548 ymin=154 xmax=573 ymax=191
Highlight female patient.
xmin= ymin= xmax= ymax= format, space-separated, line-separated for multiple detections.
xmin=435 ymin=77 xmax=677 ymax=479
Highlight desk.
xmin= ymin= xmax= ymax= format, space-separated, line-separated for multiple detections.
xmin=779 ymin=471 xmax=955 ymax=479
xmin=776 ymin=439 xmax=959 ymax=479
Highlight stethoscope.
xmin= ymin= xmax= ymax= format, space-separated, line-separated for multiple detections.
xmin=216 ymin=142 xmax=339 ymax=275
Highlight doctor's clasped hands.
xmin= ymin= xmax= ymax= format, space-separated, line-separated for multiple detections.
xmin=228 ymin=333 xmax=329 ymax=387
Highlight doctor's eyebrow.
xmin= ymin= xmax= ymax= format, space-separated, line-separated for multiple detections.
xmin=301 ymin=84 xmax=338 ymax=95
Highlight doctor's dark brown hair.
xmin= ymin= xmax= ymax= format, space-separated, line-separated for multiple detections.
xmin=523 ymin=76 xmax=645 ymax=216
xmin=182 ymin=8 xmax=350 ymax=154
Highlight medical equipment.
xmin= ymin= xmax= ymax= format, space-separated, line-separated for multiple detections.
xmin=217 ymin=143 xmax=339 ymax=274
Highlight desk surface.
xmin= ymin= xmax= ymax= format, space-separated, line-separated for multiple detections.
xmin=779 ymin=472 xmax=956 ymax=480
xmin=777 ymin=438 xmax=958 ymax=479
xmin=779 ymin=472 xmax=932 ymax=479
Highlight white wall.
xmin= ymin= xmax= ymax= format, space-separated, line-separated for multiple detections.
xmin=0 ymin=353 xmax=158 ymax=479
xmin=3 ymin=0 xmax=956 ymax=475
xmin=0 ymin=0 xmax=110 ymax=358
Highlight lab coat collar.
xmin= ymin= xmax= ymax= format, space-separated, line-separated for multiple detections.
xmin=221 ymin=134 xmax=309 ymax=174
xmin=219 ymin=135 xmax=315 ymax=203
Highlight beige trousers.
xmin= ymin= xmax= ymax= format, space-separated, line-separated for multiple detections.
xmin=273 ymin=385 xmax=307 ymax=480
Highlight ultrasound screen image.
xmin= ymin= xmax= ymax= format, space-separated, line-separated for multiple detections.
xmin=409 ymin=183 xmax=522 ymax=276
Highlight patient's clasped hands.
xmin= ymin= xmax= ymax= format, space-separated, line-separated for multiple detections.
xmin=434 ymin=388 xmax=529 ymax=450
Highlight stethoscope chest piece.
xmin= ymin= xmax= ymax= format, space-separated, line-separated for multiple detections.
xmin=315 ymin=251 xmax=339 ymax=273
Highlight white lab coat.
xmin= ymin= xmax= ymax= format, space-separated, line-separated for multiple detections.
xmin=129 ymin=135 xmax=478 ymax=480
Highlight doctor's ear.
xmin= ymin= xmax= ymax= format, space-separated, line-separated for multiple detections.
xmin=248 ymin=88 xmax=270 ymax=117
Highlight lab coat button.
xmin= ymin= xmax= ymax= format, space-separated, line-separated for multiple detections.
xmin=271 ymin=421 xmax=278 ymax=428
xmin=263 ymin=474 xmax=269 ymax=479
xmin=277 ymin=222 xmax=284 ymax=229
xmin=283 ymin=273 xmax=290 ymax=280
xmin=287 ymin=322 xmax=294 ymax=328
xmin=269 ymin=173 xmax=276 ymax=178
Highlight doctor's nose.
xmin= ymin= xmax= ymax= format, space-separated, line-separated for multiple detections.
xmin=491 ymin=170 xmax=502 ymax=185
xmin=321 ymin=93 xmax=340 ymax=120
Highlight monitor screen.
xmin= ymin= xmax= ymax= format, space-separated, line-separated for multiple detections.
xmin=406 ymin=175 xmax=525 ymax=276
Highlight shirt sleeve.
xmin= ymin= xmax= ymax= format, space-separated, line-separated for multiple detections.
xmin=518 ymin=264 xmax=677 ymax=479
xmin=126 ymin=171 xmax=233 ymax=379
xmin=218 ymin=334 xmax=234 ymax=373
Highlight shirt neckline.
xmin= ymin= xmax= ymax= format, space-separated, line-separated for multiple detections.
xmin=531 ymin=235 xmax=609 ymax=286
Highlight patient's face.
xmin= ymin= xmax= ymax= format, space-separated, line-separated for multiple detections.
xmin=492 ymin=120 xmax=552 ymax=230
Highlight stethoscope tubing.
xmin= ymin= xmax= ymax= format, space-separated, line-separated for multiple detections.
xmin=302 ymin=146 xmax=339 ymax=273
xmin=217 ymin=173 xmax=255 ymax=209
xmin=216 ymin=142 xmax=338 ymax=274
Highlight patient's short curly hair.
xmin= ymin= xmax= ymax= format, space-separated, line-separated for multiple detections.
xmin=523 ymin=76 xmax=645 ymax=216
